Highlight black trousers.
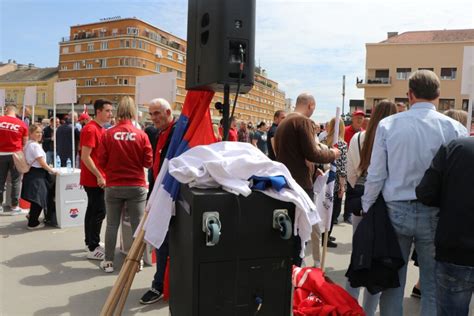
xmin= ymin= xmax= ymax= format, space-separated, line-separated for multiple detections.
xmin=28 ymin=202 xmax=43 ymax=227
xmin=84 ymin=186 xmax=106 ymax=251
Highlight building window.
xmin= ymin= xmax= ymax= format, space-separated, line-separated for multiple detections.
xmin=101 ymin=41 xmax=108 ymax=50
xmin=155 ymin=48 xmax=163 ymax=58
xmin=419 ymin=67 xmax=434 ymax=71
xmin=396 ymin=68 xmax=411 ymax=80
xmin=61 ymin=65 xmax=68 ymax=70
xmin=131 ymin=40 xmax=137 ymax=48
xmin=120 ymin=40 xmax=130 ymax=48
xmin=155 ymin=63 xmax=161 ymax=72
xmin=439 ymin=99 xmax=455 ymax=111
xmin=86 ymin=63 xmax=93 ymax=69
xmin=138 ymin=40 xmax=143 ymax=49
xmin=62 ymin=47 xmax=69 ymax=54
xmin=177 ymin=54 xmax=184 ymax=63
xmin=440 ymin=68 xmax=457 ymax=80
xmin=123 ymin=78 xmax=129 ymax=85
xmin=85 ymin=79 xmax=93 ymax=86
xmin=99 ymin=81 xmax=106 ymax=86
xmin=74 ymin=44 xmax=81 ymax=53
xmin=462 ymin=99 xmax=470 ymax=111
xmin=166 ymin=67 xmax=173 ymax=72
xmin=99 ymin=59 xmax=107 ymax=68
xmin=127 ymin=27 xmax=139 ymax=35
xmin=73 ymin=62 xmax=81 ymax=70
xmin=167 ymin=51 xmax=173 ymax=59
xmin=112 ymin=28 xmax=118 ymax=36
xmin=87 ymin=43 xmax=94 ymax=52
xmin=177 ymin=71 xmax=183 ymax=78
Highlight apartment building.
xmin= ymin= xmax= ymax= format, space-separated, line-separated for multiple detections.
xmin=0 ymin=62 xmax=58 ymax=120
xmin=58 ymin=17 xmax=285 ymax=124
xmin=357 ymin=29 xmax=474 ymax=113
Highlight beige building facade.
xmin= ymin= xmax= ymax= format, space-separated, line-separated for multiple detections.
xmin=357 ymin=29 xmax=474 ymax=113
xmin=0 ymin=63 xmax=58 ymax=120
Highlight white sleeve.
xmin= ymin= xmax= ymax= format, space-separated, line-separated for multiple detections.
xmin=26 ymin=143 xmax=44 ymax=164
xmin=346 ymin=134 xmax=360 ymax=188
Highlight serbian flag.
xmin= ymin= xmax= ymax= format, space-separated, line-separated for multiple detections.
xmin=314 ymin=163 xmax=336 ymax=232
xmin=144 ymin=90 xmax=216 ymax=249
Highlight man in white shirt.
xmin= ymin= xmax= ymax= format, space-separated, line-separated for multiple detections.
xmin=362 ymin=70 xmax=467 ymax=316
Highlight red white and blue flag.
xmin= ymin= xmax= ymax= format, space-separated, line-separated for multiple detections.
xmin=144 ymin=90 xmax=216 ymax=249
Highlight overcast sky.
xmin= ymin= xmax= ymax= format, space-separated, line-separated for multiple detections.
xmin=1 ymin=0 xmax=473 ymax=122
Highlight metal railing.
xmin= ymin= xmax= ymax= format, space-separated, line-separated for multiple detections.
xmin=357 ymin=76 xmax=391 ymax=85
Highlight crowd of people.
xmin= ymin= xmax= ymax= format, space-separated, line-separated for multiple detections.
xmin=1 ymin=69 xmax=473 ymax=315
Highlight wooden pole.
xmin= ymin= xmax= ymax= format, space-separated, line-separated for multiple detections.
xmin=320 ymin=229 xmax=329 ymax=272
xmin=100 ymin=212 xmax=149 ymax=316
xmin=115 ymin=241 xmax=147 ymax=315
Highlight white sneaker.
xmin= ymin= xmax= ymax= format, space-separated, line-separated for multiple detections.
xmin=87 ymin=246 xmax=105 ymax=261
xmin=9 ymin=207 xmax=27 ymax=216
xmin=84 ymin=242 xmax=104 ymax=253
xmin=100 ymin=260 xmax=114 ymax=273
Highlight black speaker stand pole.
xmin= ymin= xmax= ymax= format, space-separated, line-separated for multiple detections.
xmin=222 ymin=84 xmax=230 ymax=141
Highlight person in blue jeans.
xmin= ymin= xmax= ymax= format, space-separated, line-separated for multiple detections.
xmin=416 ymin=137 xmax=474 ymax=316
xmin=361 ymin=70 xmax=468 ymax=316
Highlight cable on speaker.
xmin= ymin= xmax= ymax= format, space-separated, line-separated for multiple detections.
xmin=230 ymin=44 xmax=245 ymax=122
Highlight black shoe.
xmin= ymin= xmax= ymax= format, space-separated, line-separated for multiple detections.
xmin=329 ymin=236 xmax=336 ymax=242
xmin=327 ymin=240 xmax=337 ymax=248
xmin=411 ymin=286 xmax=421 ymax=299
xmin=139 ymin=288 xmax=163 ymax=305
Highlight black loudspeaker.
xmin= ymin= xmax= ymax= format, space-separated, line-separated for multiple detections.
xmin=169 ymin=185 xmax=298 ymax=316
xmin=186 ymin=0 xmax=256 ymax=93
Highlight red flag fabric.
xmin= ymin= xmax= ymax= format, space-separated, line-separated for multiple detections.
xmin=293 ymin=267 xmax=365 ymax=316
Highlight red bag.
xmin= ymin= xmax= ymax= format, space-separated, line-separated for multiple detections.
xmin=163 ymin=256 xmax=170 ymax=301
xmin=293 ymin=267 xmax=365 ymax=316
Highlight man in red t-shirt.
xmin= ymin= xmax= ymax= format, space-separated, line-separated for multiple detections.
xmin=79 ymin=99 xmax=113 ymax=260
xmin=0 ymin=104 xmax=28 ymax=216
xmin=344 ymin=110 xmax=365 ymax=148
xmin=218 ymin=117 xmax=238 ymax=141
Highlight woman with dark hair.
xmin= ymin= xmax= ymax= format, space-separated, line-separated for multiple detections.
xmin=22 ymin=124 xmax=58 ymax=229
xmin=345 ymin=100 xmax=397 ymax=316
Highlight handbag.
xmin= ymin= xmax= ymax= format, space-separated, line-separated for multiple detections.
xmin=344 ymin=133 xmax=366 ymax=216
xmin=13 ymin=143 xmax=32 ymax=174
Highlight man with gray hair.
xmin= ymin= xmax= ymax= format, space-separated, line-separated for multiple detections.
xmin=140 ymin=97 xmax=176 ymax=305
xmin=362 ymin=70 xmax=468 ymax=316
xmin=274 ymin=92 xmax=340 ymax=266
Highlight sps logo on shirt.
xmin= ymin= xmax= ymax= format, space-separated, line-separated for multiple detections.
xmin=113 ymin=132 xmax=136 ymax=141
xmin=0 ymin=122 xmax=20 ymax=131
xmin=69 ymin=208 xmax=79 ymax=218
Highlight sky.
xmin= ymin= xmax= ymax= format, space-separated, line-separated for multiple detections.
xmin=1 ymin=0 xmax=473 ymax=123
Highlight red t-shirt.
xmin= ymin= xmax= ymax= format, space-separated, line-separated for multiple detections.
xmin=218 ymin=126 xmax=238 ymax=141
xmin=344 ymin=125 xmax=363 ymax=148
xmin=79 ymin=120 xmax=106 ymax=187
xmin=0 ymin=115 xmax=28 ymax=153
xmin=152 ymin=121 xmax=175 ymax=179
xmin=98 ymin=120 xmax=153 ymax=187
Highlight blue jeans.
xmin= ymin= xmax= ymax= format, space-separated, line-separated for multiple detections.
xmin=436 ymin=261 xmax=474 ymax=316
xmin=380 ymin=201 xmax=439 ymax=316
xmin=152 ymin=232 xmax=169 ymax=292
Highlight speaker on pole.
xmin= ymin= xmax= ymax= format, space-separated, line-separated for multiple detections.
xmin=186 ymin=0 xmax=256 ymax=93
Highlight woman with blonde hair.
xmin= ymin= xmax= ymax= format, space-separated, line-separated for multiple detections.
xmin=98 ymin=96 xmax=153 ymax=272
xmin=22 ymin=124 xmax=58 ymax=229
xmin=320 ymin=117 xmax=347 ymax=248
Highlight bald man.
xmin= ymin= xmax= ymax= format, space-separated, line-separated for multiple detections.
xmin=274 ymin=92 xmax=340 ymax=266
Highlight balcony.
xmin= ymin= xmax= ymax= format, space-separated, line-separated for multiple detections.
xmin=356 ymin=76 xmax=392 ymax=88
xmin=60 ymin=29 xmax=186 ymax=53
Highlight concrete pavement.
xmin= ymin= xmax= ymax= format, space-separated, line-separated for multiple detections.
xmin=0 ymin=213 xmax=471 ymax=315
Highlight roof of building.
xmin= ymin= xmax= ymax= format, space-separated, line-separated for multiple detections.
xmin=0 ymin=67 xmax=58 ymax=82
xmin=380 ymin=29 xmax=474 ymax=44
